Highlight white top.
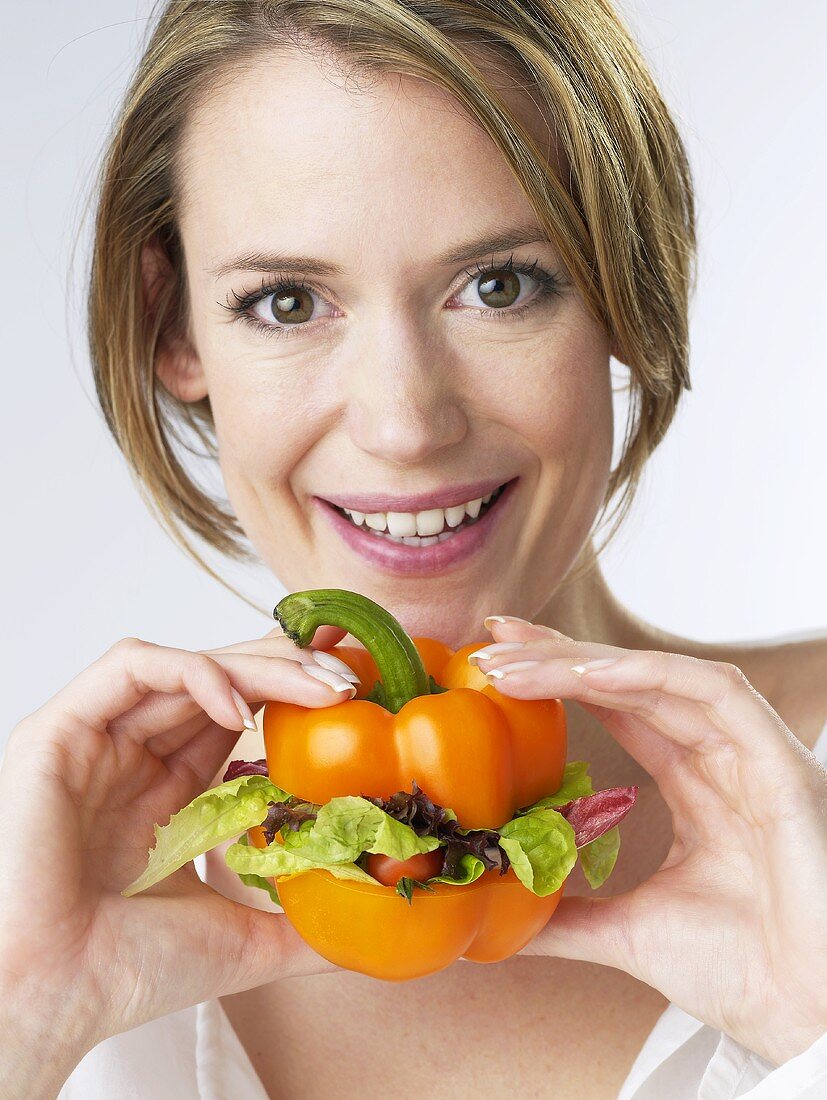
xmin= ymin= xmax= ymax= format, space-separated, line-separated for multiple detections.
xmin=58 ymin=720 xmax=827 ymax=1100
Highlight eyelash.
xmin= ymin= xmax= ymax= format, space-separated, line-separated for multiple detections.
xmin=219 ymin=255 xmax=564 ymax=341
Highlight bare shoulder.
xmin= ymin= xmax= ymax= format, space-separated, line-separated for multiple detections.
xmin=695 ymin=633 xmax=827 ymax=750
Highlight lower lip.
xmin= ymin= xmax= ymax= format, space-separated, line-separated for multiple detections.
xmin=314 ymin=479 xmax=519 ymax=577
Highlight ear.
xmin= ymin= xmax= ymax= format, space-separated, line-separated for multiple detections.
xmin=141 ymin=234 xmax=208 ymax=402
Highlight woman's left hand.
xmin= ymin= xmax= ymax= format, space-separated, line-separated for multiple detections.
xmin=469 ymin=618 xmax=827 ymax=1066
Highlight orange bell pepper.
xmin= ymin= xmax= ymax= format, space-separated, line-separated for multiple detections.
xmin=247 ymin=589 xmax=568 ymax=982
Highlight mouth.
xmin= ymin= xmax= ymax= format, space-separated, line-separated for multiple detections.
xmin=314 ymin=477 xmax=519 ymax=577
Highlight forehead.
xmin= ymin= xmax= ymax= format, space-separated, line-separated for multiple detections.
xmin=176 ymin=47 xmax=558 ymax=275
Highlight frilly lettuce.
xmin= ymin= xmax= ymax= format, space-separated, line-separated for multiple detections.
xmin=121 ymin=774 xmax=289 ymax=897
xmin=280 ymin=795 xmax=441 ymax=863
xmin=122 ymin=762 xmax=630 ymax=903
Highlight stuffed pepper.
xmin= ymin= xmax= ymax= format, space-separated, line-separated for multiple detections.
xmin=123 ymin=588 xmax=637 ymax=981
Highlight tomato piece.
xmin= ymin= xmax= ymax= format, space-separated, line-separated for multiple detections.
xmin=364 ymin=848 xmax=444 ymax=887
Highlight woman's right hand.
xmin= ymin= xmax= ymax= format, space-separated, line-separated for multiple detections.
xmin=0 ymin=625 xmax=360 ymax=1086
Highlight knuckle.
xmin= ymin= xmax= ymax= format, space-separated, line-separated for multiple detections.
xmin=7 ymin=718 xmax=34 ymax=752
xmin=711 ymin=661 xmax=748 ymax=704
xmin=719 ymin=661 xmax=747 ymax=687
xmin=636 ymin=649 xmax=669 ymax=689
xmin=108 ymin=636 xmax=145 ymax=658
xmin=188 ymin=649 xmax=226 ymax=684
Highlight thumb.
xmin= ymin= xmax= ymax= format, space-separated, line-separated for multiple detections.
xmin=235 ymin=905 xmax=339 ymax=984
xmin=264 ymin=623 xmax=348 ymax=650
xmin=119 ymin=879 xmax=337 ymax=1031
xmin=310 ymin=625 xmax=349 ymax=650
xmin=518 ymin=894 xmax=634 ymax=973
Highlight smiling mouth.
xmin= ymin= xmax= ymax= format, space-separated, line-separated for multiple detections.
xmin=327 ymin=479 xmax=514 ymax=547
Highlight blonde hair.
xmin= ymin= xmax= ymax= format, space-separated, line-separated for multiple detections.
xmin=87 ymin=0 xmax=695 ymax=611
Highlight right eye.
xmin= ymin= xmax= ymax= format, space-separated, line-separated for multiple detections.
xmin=248 ymin=279 xmax=337 ymax=333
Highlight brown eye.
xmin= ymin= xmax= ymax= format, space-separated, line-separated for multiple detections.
xmin=259 ymin=285 xmax=315 ymax=325
xmin=476 ymin=268 xmax=521 ymax=309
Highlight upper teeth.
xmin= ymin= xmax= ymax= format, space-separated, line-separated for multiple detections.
xmin=344 ymin=490 xmax=496 ymax=536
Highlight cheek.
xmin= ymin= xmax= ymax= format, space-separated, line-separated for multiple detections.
xmin=199 ymin=341 xmax=328 ymax=485
xmin=474 ymin=318 xmax=614 ymax=477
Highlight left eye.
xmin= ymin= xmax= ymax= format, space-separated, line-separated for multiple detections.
xmin=455 ymin=267 xmax=537 ymax=311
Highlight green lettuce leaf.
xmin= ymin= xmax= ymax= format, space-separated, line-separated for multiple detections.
xmin=236 ymin=872 xmax=283 ymax=905
xmin=232 ymin=835 xmax=283 ymax=905
xmin=579 ymin=825 xmax=621 ymax=889
xmin=497 ymin=807 xmax=577 ymax=896
xmin=280 ymin=795 xmax=440 ymax=863
xmin=427 ymin=852 xmax=486 ymax=886
xmin=122 ymin=775 xmax=289 ymax=897
xmin=225 ymin=836 xmax=378 ymax=885
xmin=519 ymin=761 xmax=594 ymax=811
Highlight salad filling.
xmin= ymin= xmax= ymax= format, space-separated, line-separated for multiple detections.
xmin=122 ymin=757 xmax=636 ymax=905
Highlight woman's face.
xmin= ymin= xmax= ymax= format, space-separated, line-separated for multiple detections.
xmin=166 ymin=48 xmax=613 ymax=646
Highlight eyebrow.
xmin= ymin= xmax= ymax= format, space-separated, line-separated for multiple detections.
xmin=209 ymin=222 xmax=548 ymax=280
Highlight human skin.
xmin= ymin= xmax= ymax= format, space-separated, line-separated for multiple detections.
xmin=159 ymin=47 xmax=615 ymax=650
xmin=3 ymin=41 xmax=825 ymax=1099
xmin=151 ymin=45 xmax=827 ymax=1082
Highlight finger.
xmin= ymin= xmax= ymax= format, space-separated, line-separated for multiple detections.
xmin=517 ymin=892 xmax=635 ymax=974
xmin=157 ymin=649 xmax=362 ymax=792
xmin=34 ymin=639 xmax=251 ymax=742
xmin=475 ymin=643 xmax=791 ymax=758
xmin=482 ymin=616 xmax=624 ymax=659
xmin=469 ymin=635 xmax=688 ymax=787
xmin=112 ymin=640 xmax=361 ymax=753
xmin=130 ymin=645 xmax=360 ymax=735
xmin=116 ymin=883 xmax=338 ymax=1026
xmin=163 ymin=721 xmax=253 ymax=793
xmin=129 ymin=646 xmax=358 ymax=761
xmin=192 ymin=650 xmax=360 ymax=711
xmin=206 ymin=623 xmax=348 ymax=658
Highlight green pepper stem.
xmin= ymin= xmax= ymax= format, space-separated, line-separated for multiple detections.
xmin=274 ymin=589 xmax=431 ymax=713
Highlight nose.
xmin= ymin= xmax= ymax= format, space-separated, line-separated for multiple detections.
xmin=344 ymin=313 xmax=469 ymax=465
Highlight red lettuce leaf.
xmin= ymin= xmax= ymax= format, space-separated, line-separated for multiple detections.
xmin=223 ymin=758 xmax=269 ymax=781
xmin=261 ymin=798 xmax=319 ymax=843
xmin=554 ymin=786 xmax=638 ymax=847
xmin=363 ymin=781 xmax=510 ymax=877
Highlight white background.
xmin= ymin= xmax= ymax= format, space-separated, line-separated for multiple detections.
xmin=2 ymin=1 xmax=825 ymax=743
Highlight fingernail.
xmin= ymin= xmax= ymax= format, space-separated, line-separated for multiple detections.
xmin=309 ymin=649 xmax=360 ymax=683
xmin=267 ymin=621 xmax=285 ymax=636
xmin=301 ymin=664 xmax=358 ymax=695
xmin=484 ymin=615 xmax=531 ymax=629
xmin=231 ymin=687 xmax=258 ymax=731
xmin=571 ymin=658 xmax=618 ymax=676
xmin=467 ymin=642 xmax=526 ymax=665
xmin=485 ymin=660 xmax=541 ymax=679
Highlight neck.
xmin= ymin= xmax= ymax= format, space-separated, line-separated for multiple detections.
xmin=534 ymin=543 xmax=670 ymax=786
xmin=534 ymin=542 xmax=657 ymax=651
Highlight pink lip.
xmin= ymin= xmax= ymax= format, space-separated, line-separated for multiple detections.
xmin=314 ymin=478 xmax=519 ymax=577
xmin=316 ymin=477 xmax=510 ymax=514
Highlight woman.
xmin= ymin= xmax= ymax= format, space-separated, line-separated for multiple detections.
xmin=1 ymin=1 xmax=825 ymax=1097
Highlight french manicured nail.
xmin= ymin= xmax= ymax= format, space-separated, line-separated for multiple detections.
xmin=485 ymin=660 xmax=541 ymax=679
xmin=301 ymin=663 xmax=358 ymax=694
xmin=467 ymin=642 xmax=526 ymax=665
xmin=231 ymin=687 xmax=258 ymax=731
xmin=483 ymin=615 xmax=532 ymax=629
xmin=309 ymin=649 xmax=360 ymax=682
xmin=570 ymin=658 xmax=619 ymax=676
